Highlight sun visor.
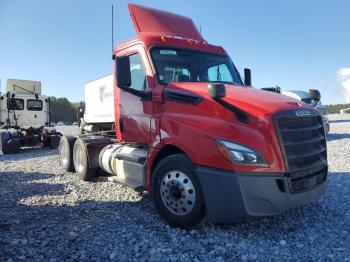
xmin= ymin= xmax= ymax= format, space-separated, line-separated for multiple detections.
xmin=128 ymin=4 xmax=205 ymax=41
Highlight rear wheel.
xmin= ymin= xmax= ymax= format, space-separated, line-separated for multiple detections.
xmin=58 ymin=135 xmax=76 ymax=171
xmin=0 ymin=130 xmax=20 ymax=154
xmin=152 ymin=154 xmax=205 ymax=228
xmin=73 ymin=138 xmax=96 ymax=181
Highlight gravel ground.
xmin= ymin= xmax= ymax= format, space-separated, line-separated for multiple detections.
xmin=1 ymin=116 xmax=349 ymax=261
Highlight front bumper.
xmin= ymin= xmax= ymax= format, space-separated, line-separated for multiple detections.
xmin=196 ymin=166 xmax=326 ymax=223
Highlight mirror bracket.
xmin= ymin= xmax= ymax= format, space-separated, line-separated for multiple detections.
xmin=208 ymin=84 xmax=250 ymax=123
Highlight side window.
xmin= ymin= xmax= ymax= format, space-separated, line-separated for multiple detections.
xmin=27 ymin=99 xmax=43 ymax=111
xmin=208 ymin=64 xmax=234 ymax=83
xmin=7 ymin=98 xmax=24 ymax=110
xmin=129 ymin=53 xmax=147 ymax=91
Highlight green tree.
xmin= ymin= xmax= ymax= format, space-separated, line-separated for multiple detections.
xmin=325 ymin=103 xmax=350 ymax=114
xmin=49 ymin=97 xmax=83 ymax=123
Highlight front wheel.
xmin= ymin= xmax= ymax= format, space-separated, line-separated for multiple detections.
xmin=152 ymin=154 xmax=205 ymax=228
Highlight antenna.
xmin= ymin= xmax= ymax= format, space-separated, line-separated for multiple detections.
xmin=112 ymin=4 xmax=114 ymax=54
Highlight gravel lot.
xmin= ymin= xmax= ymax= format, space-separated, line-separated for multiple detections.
xmin=1 ymin=116 xmax=349 ymax=261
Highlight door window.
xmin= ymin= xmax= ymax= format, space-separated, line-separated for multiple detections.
xmin=7 ymin=98 xmax=24 ymax=110
xmin=27 ymin=99 xmax=43 ymax=111
xmin=129 ymin=53 xmax=147 ymax=91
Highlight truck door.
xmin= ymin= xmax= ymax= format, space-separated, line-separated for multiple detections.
xmin=116 ymin=46 xmax=153 ymax=144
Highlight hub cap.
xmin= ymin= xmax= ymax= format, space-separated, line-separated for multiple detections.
xmin=160 ymin=170 xmax=196 ymax=216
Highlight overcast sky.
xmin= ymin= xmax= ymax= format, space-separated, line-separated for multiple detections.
xmin=1 ymin=0 xmax=349 ymax=104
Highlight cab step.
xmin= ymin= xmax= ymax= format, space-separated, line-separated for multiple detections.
xmin=107 ymin=175 xmax=146 ymax=192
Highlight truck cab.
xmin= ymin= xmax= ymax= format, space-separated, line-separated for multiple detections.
xmin=59 ymin=4 xmax=327 ymax=228
xmin=281 ymin=90 xmax=330 ymax=134
xmin=0 ymin=79 xmax=60 ymax=154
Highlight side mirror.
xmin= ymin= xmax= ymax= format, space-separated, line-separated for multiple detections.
xmin=309 ymin=89 xmax=321 ymax=107
xmin=116 ymin=56 xmax=131 ymax=89
xmin=309 ymin=89 xmax=321 ymax=102
xmin=208 ymin=84 xmax=226 ymax=99
xmin=244 ymin=68 xmax=251 ymax=86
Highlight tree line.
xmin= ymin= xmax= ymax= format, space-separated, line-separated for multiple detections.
xmin=49 ymin=96 xmax=349 ymax=123
xmin=325 ymin=103 xmax=350 ymax=114
xmin=49 ymin=97 xmax=84 ymax=123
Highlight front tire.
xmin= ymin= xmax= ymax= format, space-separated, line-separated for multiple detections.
xmin=152 ymin=154 xmax=205 ymax=228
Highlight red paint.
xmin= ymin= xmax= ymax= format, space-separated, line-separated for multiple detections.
xmin=128 ymin=3 xmax=204 ymax=41
xmin=113 ymin=4 xmax=314 ymax=193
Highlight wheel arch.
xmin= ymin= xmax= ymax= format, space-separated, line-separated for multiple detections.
xmin=147 ymin=143 xmax=193 ymax=193
xmin=150 ymin=144 xmax=190 ymax=175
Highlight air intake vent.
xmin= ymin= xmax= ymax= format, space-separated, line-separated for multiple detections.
xmin=164 ymin=90 xmax=203 ymax=105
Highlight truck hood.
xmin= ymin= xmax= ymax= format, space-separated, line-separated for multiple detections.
xmin=128 ymin=3 xmax=205 ymax=41
xmin=166 ymin=83 xmax=309 ymax=118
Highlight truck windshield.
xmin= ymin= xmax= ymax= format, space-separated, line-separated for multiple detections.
xmin=151 ymin=48 xmax=243 ymax=85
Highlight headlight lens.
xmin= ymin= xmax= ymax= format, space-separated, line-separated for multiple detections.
xmin=216 ymin=139 xmax=267 ymax=166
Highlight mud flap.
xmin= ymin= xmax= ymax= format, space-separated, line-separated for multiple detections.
xmin=48 ymin=134 xmax=61 ymax=149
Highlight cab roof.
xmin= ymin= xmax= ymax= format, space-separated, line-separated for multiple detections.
xmin=128 ymin=3 xmax=204 ymax=41
xmin=114 ymin=4 xmax=226 ymax=56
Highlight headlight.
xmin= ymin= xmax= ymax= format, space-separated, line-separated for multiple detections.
xmin=216 ymin=139 xmax=267 ymax=167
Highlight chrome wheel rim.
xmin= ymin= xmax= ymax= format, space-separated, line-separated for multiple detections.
xmin=160 ymin=170 xmax=196 ymax=216
xmin=73 ymin=143 xmax=85 ymax=172
xmin=59 ymin=141 xmax=69 ymax=165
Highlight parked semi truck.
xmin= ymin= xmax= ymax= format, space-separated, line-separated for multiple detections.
xmin=58 ymin=4 xmax=328 ymax=227
xmin=80 ymin=74 xmax=115 ymax=133
xmin=0 ymin=79 xmax=60 ymax=154
xmin=281 ymin=90 xmax=330 ymax=134
xmin=262 ymin=87 xmax=330 ymax=134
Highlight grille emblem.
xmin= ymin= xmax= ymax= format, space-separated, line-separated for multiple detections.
xmin=295 ymin=109 xmax=312 ymax=116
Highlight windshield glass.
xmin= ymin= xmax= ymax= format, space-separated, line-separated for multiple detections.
xmin=151 ymin=47 xmax=243 ymax=85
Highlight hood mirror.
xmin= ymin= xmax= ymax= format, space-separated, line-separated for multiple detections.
xmin=244 ymin=68 xmax=252 ymax=86
xmin=309 ymin=89 xmax=321 ymax=102
xmin=207 ymin=84 xmax=250 ymax=123
xmin=208 ymin=84 xmax=226 ymax=99
xmin=309 ymin=89 xmax=321 ymax=107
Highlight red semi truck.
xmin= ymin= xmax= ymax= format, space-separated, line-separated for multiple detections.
xmin=58 ymin=4 xmax=328 ymax=228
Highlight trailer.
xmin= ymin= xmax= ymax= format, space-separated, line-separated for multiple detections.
xmin=0 ymin=79 xmax=61 ymax=154
xmin=59 ymin=3 xmax=328 ymax=228
xmin=80 ymin=74 xmax=115 ymax=133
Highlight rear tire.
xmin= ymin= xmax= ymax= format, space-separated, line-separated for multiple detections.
xmin=152 ymin=154 xmax=205 ymax=228
xmin=0 ymin=130 xmax=20 ymax=154
xmin=73 ymin=138 xmax=96 ymax=181
xmin=58 ymin=136 xmax=76 ymax=171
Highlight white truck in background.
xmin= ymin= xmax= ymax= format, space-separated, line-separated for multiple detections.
xmin=281 ymin=90 xmax=330 ymax=134
xmin=80 ymin=74 xmax=115 ymax=133
xmin=0 ymin=79 xmax=60 ymax=154
xmin=261 ymin=87 xmax=330 ymax=134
